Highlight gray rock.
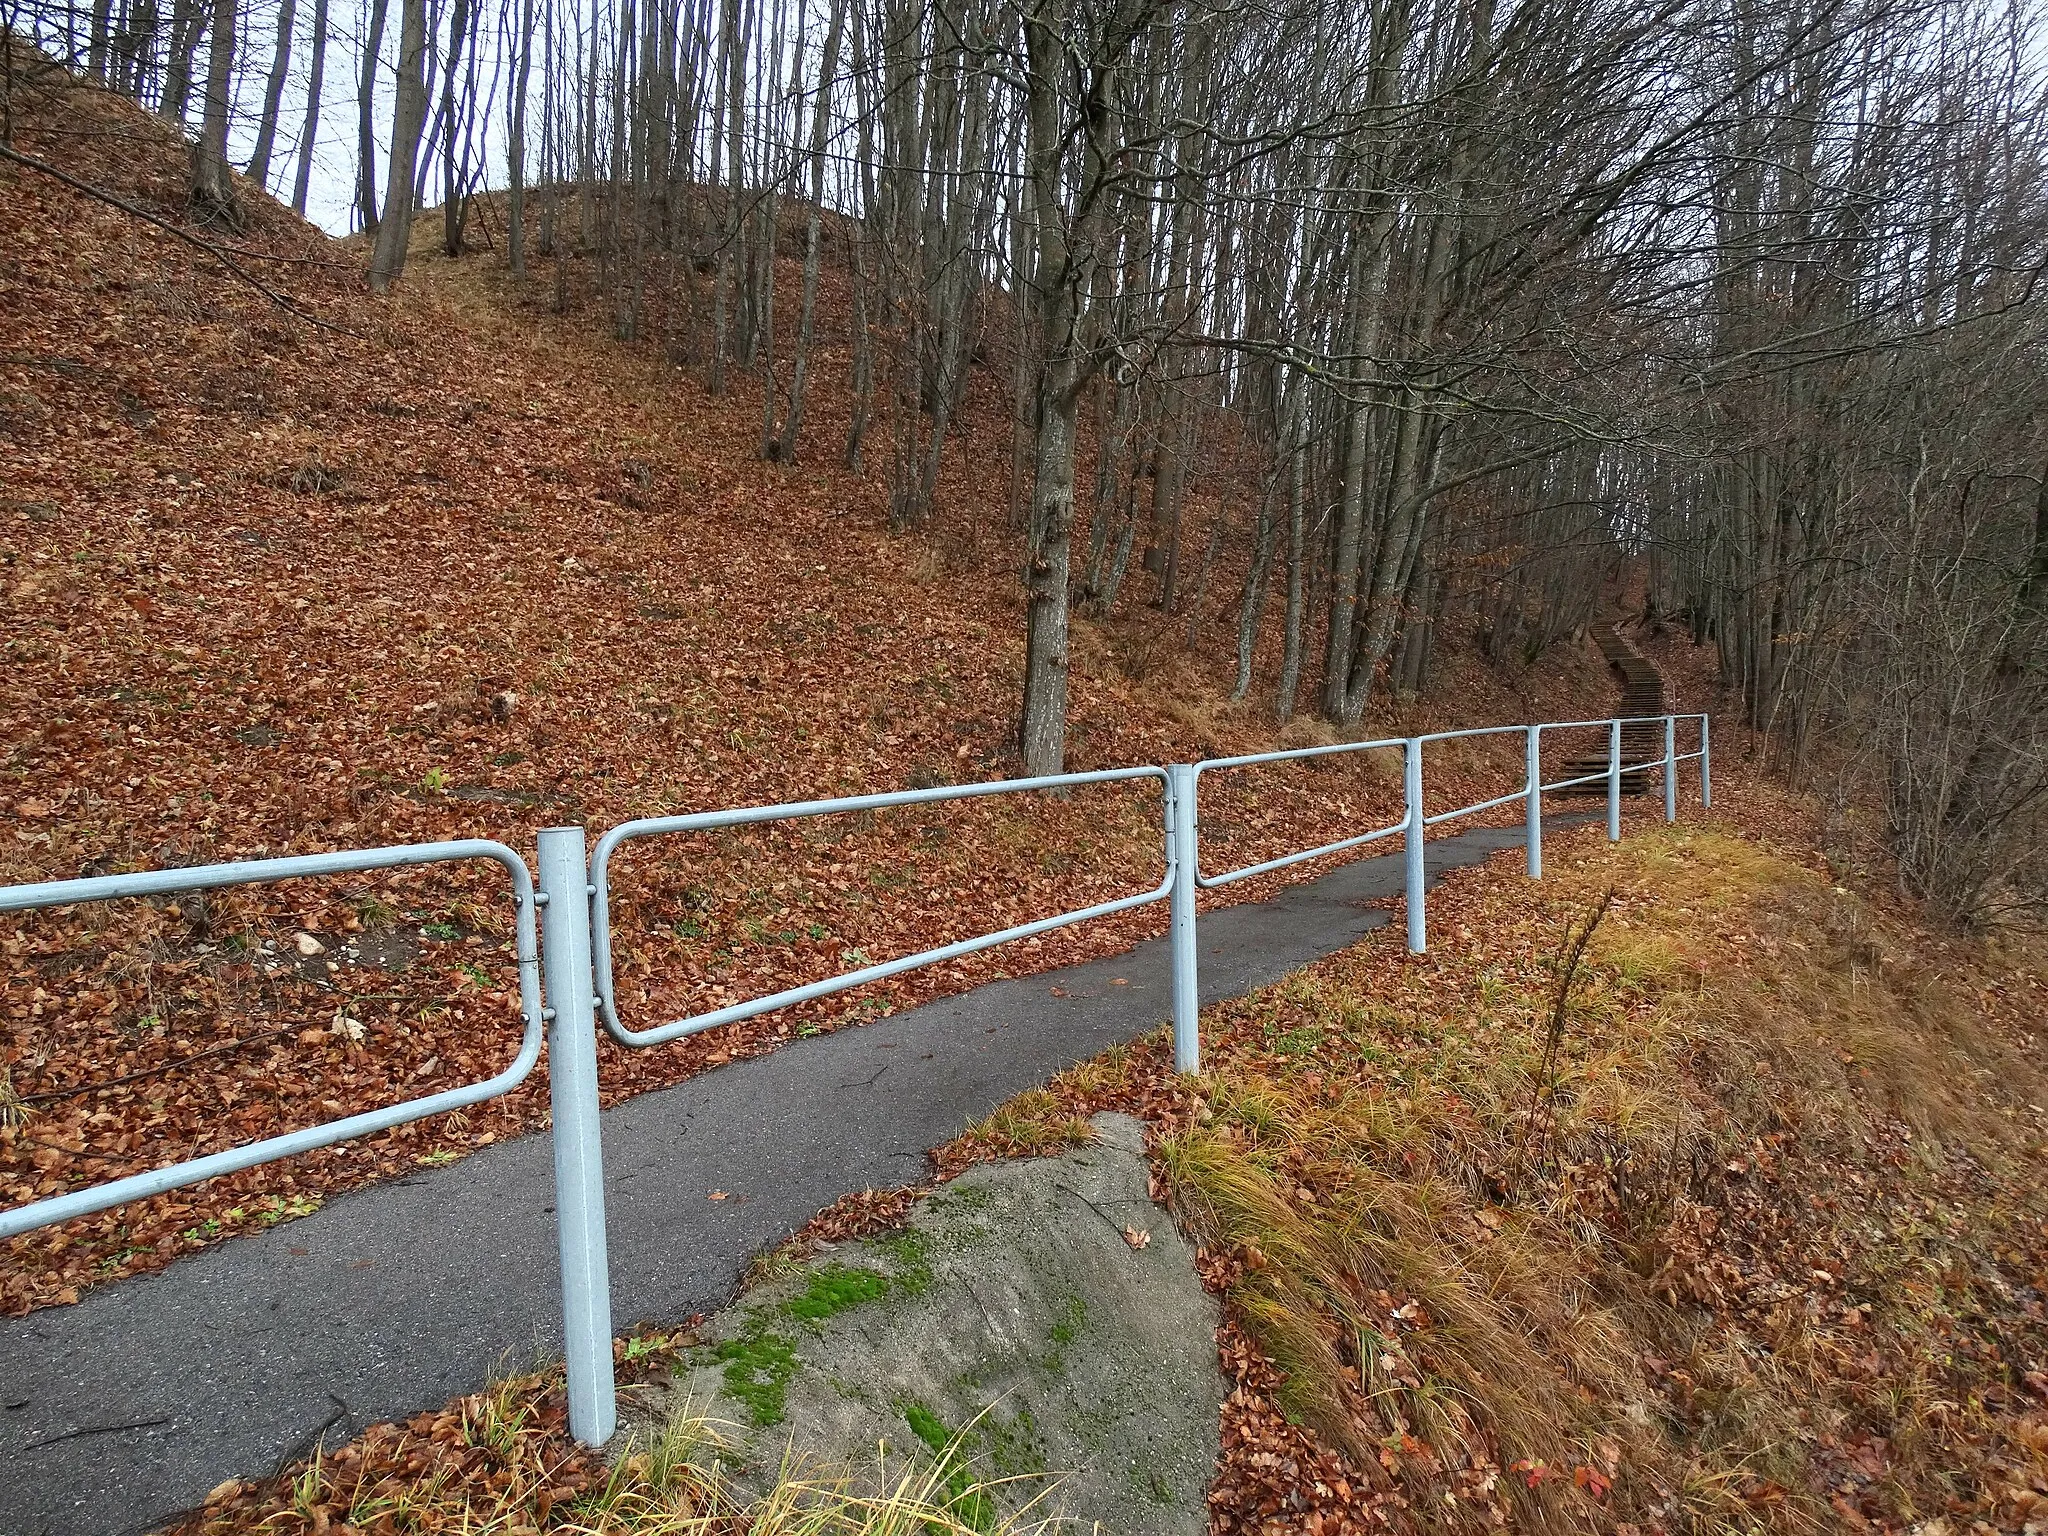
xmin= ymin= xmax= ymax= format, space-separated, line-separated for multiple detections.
xmin=634 ymin=1113 xmax=1222 ymax=1533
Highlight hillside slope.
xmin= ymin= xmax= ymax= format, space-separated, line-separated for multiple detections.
xmin=0 ymin=60 xmax=1641 ymax=1312
xmin=163 ymin=807 xmax=2048 ymax=1536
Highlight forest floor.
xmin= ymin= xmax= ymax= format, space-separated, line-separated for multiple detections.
xmin=0 ymin=55 xmax=1640 ymax=1314
xmin=167 ymin=803 xmax=2048 ymax=1536
xmin=9 ymin=50 xmax=2006 ymax=1536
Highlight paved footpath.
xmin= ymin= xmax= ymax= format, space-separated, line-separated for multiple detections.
xmin=0 ymin=825 xmax=1543 ymax=1536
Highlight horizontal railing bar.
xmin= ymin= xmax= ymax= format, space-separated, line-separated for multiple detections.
xmin=1423 ymin=786 xmax=1531 ymax=826
xmin=0 ymin=839 xmax=535 ymax=915
xmin=0 ymin=841 xmax=545 ymax=1240
xmin=1539 ymin=713 xmax=1699 ymax=731
xmin=591 ymin=767 xmax=1171 ymax=1048
xmin=1540 ymin=770 xmax=1613 ymax=793
xmin=1416 ymin=724 xmax=1528 ymax=744
xmin=1195 ymin=820 xmax=1406 ymax=890
xmin=598 ymin=875 xmax=1173 ymax=1048
xmin=0 ymin=1033 xmax=544 ymax=1240
xmin=1187 ymin=738 xmax=1405 ymax=776
xmin=594 ymin=766 xmax=1166 ymax=851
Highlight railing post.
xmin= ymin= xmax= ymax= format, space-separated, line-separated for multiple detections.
xmin=536 ymin=826 xmax=617 ymax=1448
xmin=1664 ymin=715 xmax=1677 ymax=823
xmin=1525 ymin=725 xmax=1543 ymax=880
xmin=1167 ymin=763 xmax=1201 ymax=1075
xmin=1607 ymin=718 xmax=1622 ymax=842
xmin=1404 ymin=738 xmax=1426 ymax=954
xmin=1700 ymin=714 xmax=1712 ymax=808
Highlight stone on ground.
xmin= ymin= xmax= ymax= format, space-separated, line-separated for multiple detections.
xmin=630 ymin=1113 xmax=1221 ymax=1533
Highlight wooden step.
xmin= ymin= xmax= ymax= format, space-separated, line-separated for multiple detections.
xmin=1555 ymin=622 xmax=1669 ymax=795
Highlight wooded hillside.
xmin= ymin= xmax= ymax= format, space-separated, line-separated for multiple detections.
xmin=9 ymin=0 xmax=2046 ymax=922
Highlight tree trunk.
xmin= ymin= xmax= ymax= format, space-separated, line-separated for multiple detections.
xmin=357 ymin=0 xmax=390 ymax=233
xmin=773 ymin=0 xmax=845 ymax=462
xmin=159 ymin=0 xmax=205 ymax=122
xmin=1275 ymin=431 xmax=1307 ymax=722
xmin=707 ymin=0 xmax=744 ymax=394
xmin=88 ymin=0 xmax=114 ymax=81
xmin=1233 ymin=478 xmax=1279 ymax=701
xmin=290 ymin=0 xmax=328 ymax=216
xmin=366 ymin=0 xmax=431 ymax=290
xmin=246 ymin=0 xmax=298 ymax=189
xmin=507 ymin=0 xmax=533 ymax=274
xmin=187 ymin=0 xmax=237 ymax=220
xmin=440 ymin=0 xmax=475 ymax=254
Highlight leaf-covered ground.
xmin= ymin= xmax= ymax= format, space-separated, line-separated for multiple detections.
xmin=157 ymin=794 xmax=2048 ymax=1535
xmin=1 ymin=59 xmax=1637 ymax=1312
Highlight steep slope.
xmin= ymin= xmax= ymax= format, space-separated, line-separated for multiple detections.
xmin=2 ymin=57 xmax=1634 ymax=1314
xmin=156 ymin=804 xmax=2048 ymax=1536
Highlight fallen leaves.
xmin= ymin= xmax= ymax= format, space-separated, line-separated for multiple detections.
xmin=0 ymin=68 xmax=1578 ymax=1321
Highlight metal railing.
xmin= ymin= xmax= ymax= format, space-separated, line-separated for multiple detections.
xmin=0 ymin=711 xmax=1709 ymax=1452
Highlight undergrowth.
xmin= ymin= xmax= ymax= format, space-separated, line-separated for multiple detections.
xmin=167 ymin=1371 xmax=1055 ymax=1535
xmin=1160 ymin=824 xmax=2048 ymax=1532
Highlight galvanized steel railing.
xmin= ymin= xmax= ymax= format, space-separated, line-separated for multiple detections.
xmin=0 ymin=710 xmax=1709 ymax=1450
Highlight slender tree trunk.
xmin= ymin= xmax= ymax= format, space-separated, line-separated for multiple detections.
xmin=844 ymin=218 xmax=873 ymax=469
xmin=707 ymin=0 xmax=743 ymax=394
xmin=440 ymin=0 xmax=475 ymax=253
xmin=367 ymin=0 xmax=431 ymax=289
xmin=159 ymin=0 xmax=204 ymax=122
xmin=246 ymin=0 xmax=298 ymax=189
xmin=357 ymin=0 xmax=390 ymax=233
xmin=507 ymin=0 xmax=534 ymax=274
xmin=1276 ymin=431 xmax=1307 ymax=722
xmin=89 ymin=0 xmax=114 ymax=80
xmin=1234 ymin=478 xmax=1279 ymax=700
xmin=774 ymin=0 xmax=845 ymax=462
xmin=290 ymin=0 xmax=328 ymax=216
xmin=187 ymin=0 xmax=237 ymax=219
xmin=1017 ymin=1 xmax=1120 ymax=775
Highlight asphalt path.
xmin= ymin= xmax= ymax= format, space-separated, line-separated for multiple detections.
xmin=0 ymin=822 xmax=1552 ymax=1536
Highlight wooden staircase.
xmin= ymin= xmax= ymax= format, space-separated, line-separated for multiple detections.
xmin=1558 ymin=623 xmax=1666 ymax=796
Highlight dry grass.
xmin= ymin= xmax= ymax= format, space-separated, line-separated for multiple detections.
xmin=173 ymin=1378 xmax=1067 ymax=1535
xmin=1162 ymin=823 xmax=2048 ymax=1532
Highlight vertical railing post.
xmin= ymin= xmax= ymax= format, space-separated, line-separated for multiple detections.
xmin=536 ymin=826 xmax=617 ymax=1448
xmin=1700 ymin=714 xmax=1713 ymax=808
xmin=1664 ymin=715 xmax=1678 ymax=823
xmin=1167 ymin=763 xmax=1201 ymax=1075
xmin=1404 ymin=738 xmax=1426 ymax=954
xmin=1607 ymin=718 xmax=1622 ymax=842
xmin=1525 ymin=724 xmax=1543 ymax=880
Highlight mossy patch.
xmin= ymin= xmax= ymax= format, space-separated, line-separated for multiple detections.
xmin=707 ymin=1324 xmax=800 ymax=1427
xmin=1039 ymin=1295 xmax=1086 ymax=1371
xmin=784 ymin=1263 xmax=891 ymax=1322
xmin=875 ymin=1228 xmax=936 ymax=1295
xmin=703 ymin=1249 xmax=943 ymax=1426
xmin=896 ymin=1397 xmax=996 ymax=1531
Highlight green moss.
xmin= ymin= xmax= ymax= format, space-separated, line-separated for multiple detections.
xmin=1133 ymin=1463 xmax=1175 ymax=1504
xmin=1040 ymin=1295 xmax=1087 ymax=1371
xmin=893 ymin=1398 xmax=995 ymax=1532
xmin=901 ymin=1399 xmax=953 ymax=1456
xmin=783 ymin=1263 xmax=891 ymax=1322
xmin=706 ymin=1326 xmax=799 ymax=1427
xmin=875 ymin=1228 xmax=936 ymax=1295
xmin=978 ymin=1406 xmax=1047 ymax=1482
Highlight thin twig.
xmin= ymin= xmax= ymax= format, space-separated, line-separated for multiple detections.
xmin=0 ymin=143 xmax=361 ymax=336
xmin=1509 ymin=887 xmax=1614 ymax=1186
xmin=19 ymin=1025 xmax=294 ymax=1105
